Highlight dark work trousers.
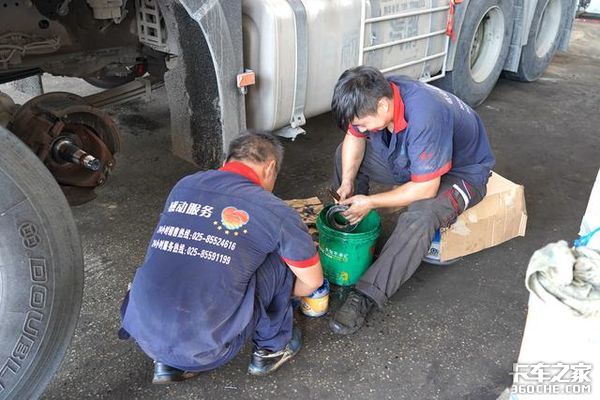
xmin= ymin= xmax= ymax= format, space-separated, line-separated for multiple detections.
xmin=119 ymin=252 xmax=294 ymax=371
xmin=208 ymin=252 xmax=295 ymax=368
xmin=250 ymin=252 xmax=295 ymax=352
xmin=333 ymin=142 xmax=487 ymax=308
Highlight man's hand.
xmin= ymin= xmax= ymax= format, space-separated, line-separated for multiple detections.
xmin=336 ymin=180 xmax=354 ymax=202
xmin=340 ymin=194 xmax=373 ymax=225
xmin=337 ymin=133 xmax=366 ymax=201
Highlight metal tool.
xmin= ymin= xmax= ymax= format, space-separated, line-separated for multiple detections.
xmin=328 ymin=187 xmax=341 ymax=202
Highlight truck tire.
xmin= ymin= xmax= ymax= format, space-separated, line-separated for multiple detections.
xmin=0 ymin=126 xmax=83 ymax=400
xmin=504 ymin=0 xmax=572 ymax=82
xmin=438 ymin=0 xmax=514 ymax=107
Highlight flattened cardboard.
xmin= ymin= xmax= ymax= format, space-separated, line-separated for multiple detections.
xmin=434 ymin=172 xmax=527 ymax=261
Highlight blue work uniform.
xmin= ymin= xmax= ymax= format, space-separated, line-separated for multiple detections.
xmin=333 ymin=76 xmax=494 ymax=307
xmin=347 ymin=76 xmax=495 ymax=188
xmin=121 ymin=162 xmax=318 ymax=371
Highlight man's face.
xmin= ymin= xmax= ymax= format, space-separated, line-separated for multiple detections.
xmin=351 ymin=97 xmax=394 ymax=133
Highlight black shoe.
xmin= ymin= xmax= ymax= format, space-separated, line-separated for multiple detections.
xmin=152 ymin=361 xmax=200 ymax=384
xmin=329 ymin=290 xmax=374 ymax=335
xmin=248 ymin=325 xmax=302 ymax=376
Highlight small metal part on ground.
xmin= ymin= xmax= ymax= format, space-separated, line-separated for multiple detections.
xmin=284 ymin=196 xmax=323 ymax=242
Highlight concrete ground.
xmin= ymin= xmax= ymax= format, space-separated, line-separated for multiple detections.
xmin=3 ymin=19 xmax=597 ymax=400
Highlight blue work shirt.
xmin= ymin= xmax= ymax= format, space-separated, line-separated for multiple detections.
xmin=348 ymin=76 xmax=495 ymax=188
xmin=122 ymin=162 xmax=318 ymax=370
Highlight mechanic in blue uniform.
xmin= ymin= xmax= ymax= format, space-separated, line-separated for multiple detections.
xmin=328 ymin=66 xmax=495 ymax=335
xmin=120 ymin=132 xmax=323 ymax=383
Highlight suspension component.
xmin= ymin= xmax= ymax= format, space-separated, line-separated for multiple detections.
xmin=52 ymin=137 xmax=102 ymax=171
xmin=8 ymin=92 xmax=121 ymax=205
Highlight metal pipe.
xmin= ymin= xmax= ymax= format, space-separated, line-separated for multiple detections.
xmin=358 ymin=0 xmax=366 ymax=65
xmin=365 ymin=5 xmax=450 ymax=24
xmin=363 ymin=29 xmax=447 ymax=52
xmin=380 ymin=51 xmax=447 ymax=74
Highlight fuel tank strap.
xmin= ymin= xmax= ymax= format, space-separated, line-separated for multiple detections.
xmin=286 ymin=0 xmax=308 ymax=135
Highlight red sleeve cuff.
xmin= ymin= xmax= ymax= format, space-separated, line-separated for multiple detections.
xmin=282 ymin=252 xmax=320 ymax=268
xmin=411 ymin=161 xmax=452 ymax=182
xmin=347 ymin=125 xmax=367 ymax=138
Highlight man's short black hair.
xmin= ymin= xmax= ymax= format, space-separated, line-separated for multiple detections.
xmin=226 ymin=131 xmax=284 ymax=172
xmin=331 ymin=66 xmax=393 ymax=132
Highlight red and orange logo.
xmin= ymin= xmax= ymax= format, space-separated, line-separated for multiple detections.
xmin=221 ymin=206 xmax=250 ymax=230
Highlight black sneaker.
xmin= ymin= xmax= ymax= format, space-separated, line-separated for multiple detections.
xmin=152 ymin=361 xmax=200 ymax=384
xmin=248 ymin=325 xmax=302 ymax=376
xmin=329 ymin=290 xmax=373 ymax=335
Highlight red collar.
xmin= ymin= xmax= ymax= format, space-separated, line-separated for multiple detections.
xmin=391 ymin=83 xmax=408 ymax=133
xmin=218 ymin=161 xmax=262 ymax=186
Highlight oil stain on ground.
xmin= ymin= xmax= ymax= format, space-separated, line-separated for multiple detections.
xmin=117 ymin=113 xmax=161 ymax=135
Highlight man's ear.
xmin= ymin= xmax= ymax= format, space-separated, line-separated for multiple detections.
xmin=378 ymin=98 xmax=388 ymax=113
xmin=266 ymin=158 xmax=278 ymax=176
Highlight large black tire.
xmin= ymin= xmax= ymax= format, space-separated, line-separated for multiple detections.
xmin=437 ymin=0 xmax=514 ymax=107
xmin=0 ymin=127 xmax=83 ymax=399
xmin=505 ymin=0 xmax=573 ymax=81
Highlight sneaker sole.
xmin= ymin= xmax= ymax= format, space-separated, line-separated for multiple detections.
xmin=247 ymin=343 xmax=302 ymax=376
xmin=328 ymin=316 xmax=365 ymax=335
xmin=152 ymin=371 xmax=199 ymax=385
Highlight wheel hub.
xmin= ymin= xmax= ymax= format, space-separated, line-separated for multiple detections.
xmin=535 ymin=0 xmax=562 ymax=58
xmin=469 ymin=6 xmax=505 ymax=84
xmin=8 ymin=92 xmax=121 ymax=205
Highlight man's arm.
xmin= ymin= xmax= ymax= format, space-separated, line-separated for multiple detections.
xmin=337 ymin=133 xmax=367 ymax=201
xmin=341 ymin=178 xmax=440 ymax=225
xmin=368 ymin=178 xmax=440 ymax=208
xmin=289 ymin=262 xmax=324 ymax=297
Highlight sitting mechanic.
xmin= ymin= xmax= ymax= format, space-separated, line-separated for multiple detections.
xmin=328 ymin=66 xmax=495 ymax=335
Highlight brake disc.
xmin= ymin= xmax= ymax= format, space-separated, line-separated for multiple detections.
xmin=8 ymin=92 xmax=121 ymax=205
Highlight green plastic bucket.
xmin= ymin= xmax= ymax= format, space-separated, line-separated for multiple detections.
xmin=316 ymin=205 xmax=381 ymax=286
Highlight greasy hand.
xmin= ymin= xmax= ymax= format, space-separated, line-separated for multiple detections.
xmin=340 ymin=195 xmax=372 ymax=225
xmin=336 ymin=181 xmax=354 ymax=202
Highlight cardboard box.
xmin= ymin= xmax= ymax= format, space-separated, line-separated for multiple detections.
xmin=426 ymin=172 xmax=528 ymax=262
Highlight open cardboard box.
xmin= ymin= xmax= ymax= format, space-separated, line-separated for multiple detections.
xmin=427 ymin=172 xmax=528 ymax=262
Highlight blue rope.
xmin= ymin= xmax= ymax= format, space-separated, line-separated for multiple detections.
xmin=574 ymin=227 xmax=600 ymax=247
